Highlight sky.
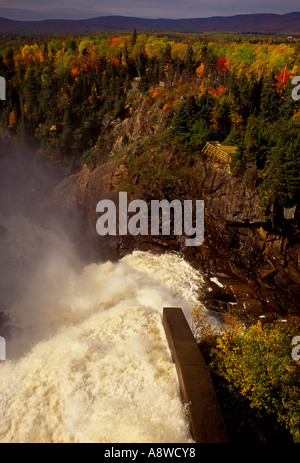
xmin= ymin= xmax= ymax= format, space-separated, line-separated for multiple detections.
xmin=0 ymin=0 xmax=299 ymax=20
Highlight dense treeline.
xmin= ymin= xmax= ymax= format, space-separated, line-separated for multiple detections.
xmin=0 ymin=31 xmax=299 ymax=216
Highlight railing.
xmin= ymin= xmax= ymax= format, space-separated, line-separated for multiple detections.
xmin=202 ymin=141 xmax=235 ymax=164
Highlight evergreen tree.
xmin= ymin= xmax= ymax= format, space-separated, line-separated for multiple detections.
xmin=259 ymin=119 xmax=300 ymax=212
xmin=222 ymin=126 xmax=241 ymax=146
xmin=230 ymin=138 xmax=247 ymax=175
xmin=215 ymin=99 xmax=232 ymax=139
xmin=244 ymin=115 xmax=269 ymax=170
xmin=186 ymin=46 xmax=196 ymax=79
xmin=249 ymin=75 xmax=263 ymax=116
xmin=260 ymin=73 xmax=282 ymax=123
xmin=131 ymin=28 xmax=137 ymax=48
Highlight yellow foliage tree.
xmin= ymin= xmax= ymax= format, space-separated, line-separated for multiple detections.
xmin=198 ymin=308 xmax=300 ymax=442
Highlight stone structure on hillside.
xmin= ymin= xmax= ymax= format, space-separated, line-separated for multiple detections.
xmin=202 ymin=141 xmax=237 ymax=164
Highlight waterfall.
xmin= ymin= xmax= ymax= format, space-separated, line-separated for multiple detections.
xmin=0 ymin=215 xmax=205 ymax=442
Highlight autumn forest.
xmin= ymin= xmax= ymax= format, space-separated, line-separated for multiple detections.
xmin=0 ymin=31 xmax=299 ymax=218
xmin=0 ymin=26 xmax=300 ymax=443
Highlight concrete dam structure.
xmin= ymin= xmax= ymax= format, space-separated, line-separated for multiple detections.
xmin=163 ymin=307 xmax=229 ymax=443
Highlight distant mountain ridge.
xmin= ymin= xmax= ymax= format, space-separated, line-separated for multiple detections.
xmin=0 ymin=12 xmax=299 ymax=34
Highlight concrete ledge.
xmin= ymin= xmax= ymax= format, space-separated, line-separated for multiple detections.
xmin=163 ymin=307 xmax=229 ymax=443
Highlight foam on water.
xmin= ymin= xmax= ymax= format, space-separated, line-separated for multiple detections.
xmin=0 ymin=244 xmax=204 ymax=443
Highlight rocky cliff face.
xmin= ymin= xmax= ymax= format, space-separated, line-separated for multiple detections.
xmin=40 ymin=92 xmax=300 ymax=323
xmin=42 ymin=154 xmax=299 ymax=323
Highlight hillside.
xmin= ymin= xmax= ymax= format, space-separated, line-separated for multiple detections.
xmin=0 ymin=12 xmax=299 ymax=35
xmin=0 ymin=29 xmax=299 ymax=443
xmin=0 ymin=31 xmax=299 ymax=321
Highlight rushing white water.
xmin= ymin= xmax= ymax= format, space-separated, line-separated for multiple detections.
xmin=0 ymin=218 xmax=205 ymax=443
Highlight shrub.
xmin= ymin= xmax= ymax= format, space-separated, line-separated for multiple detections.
xmin=192 ymin=307 xmax=300 ymax=442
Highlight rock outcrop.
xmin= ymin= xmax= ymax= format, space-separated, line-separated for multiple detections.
xmin=38 ymin=89 xmax=300 ymax=323
xmin=42 ymin=152 xmax=300 ymax=322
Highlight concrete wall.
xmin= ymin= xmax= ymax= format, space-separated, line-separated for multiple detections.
xmin=163 ymin=307 xmax=229 ymax=443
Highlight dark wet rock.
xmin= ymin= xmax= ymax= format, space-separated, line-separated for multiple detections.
xmin=240 ymin=299 xmax=265 ymax=316
xmin=202 ymin=298 xmax=231 ymax=313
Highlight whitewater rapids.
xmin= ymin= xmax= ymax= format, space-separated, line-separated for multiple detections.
xmin=0 ymin=235 xmax=205 ymax=443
